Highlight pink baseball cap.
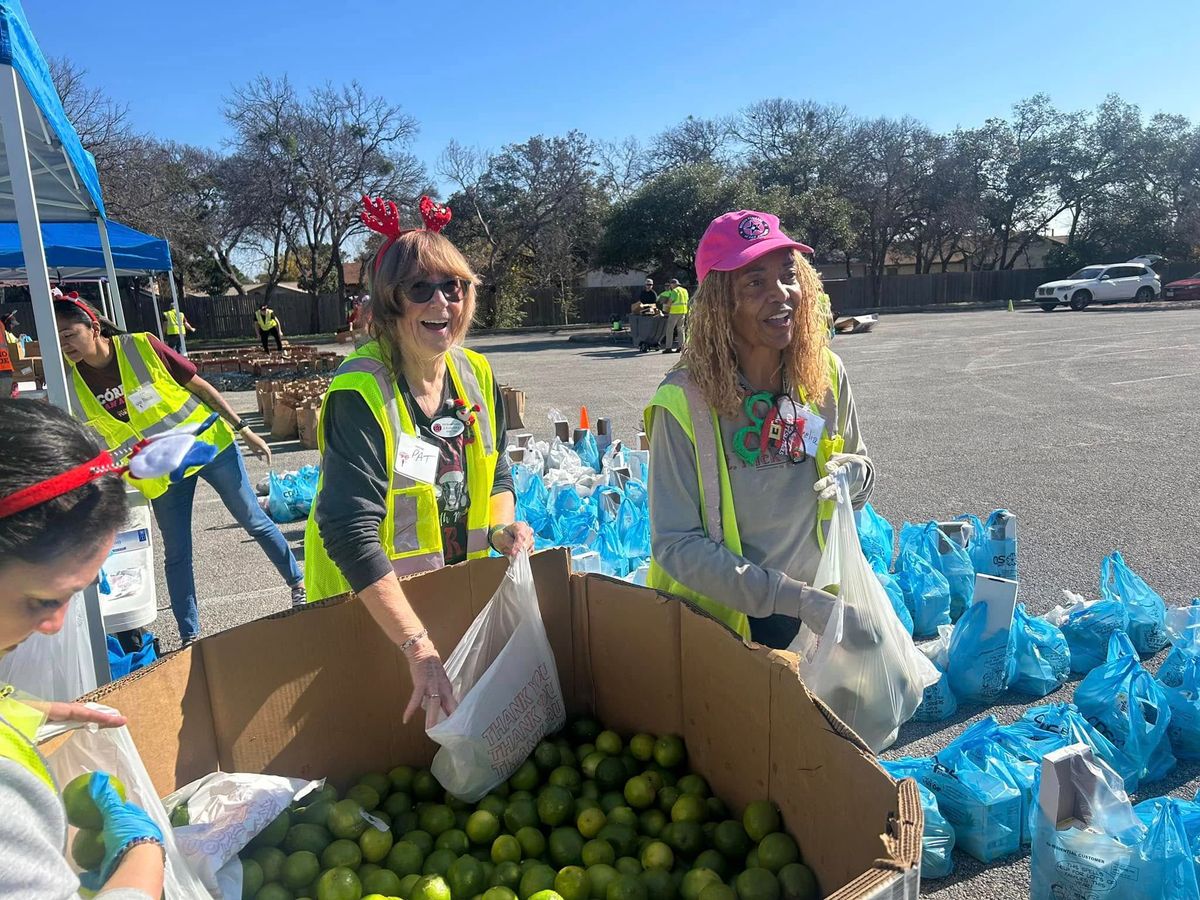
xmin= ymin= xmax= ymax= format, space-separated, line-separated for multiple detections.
xmin=694 ymin=210 xmax=813 ymax=283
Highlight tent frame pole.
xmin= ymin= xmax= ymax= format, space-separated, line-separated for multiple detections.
xmin=96 ymin=216 xmax=127 ymax=330
xmin=0 ymin=64 xmax=70 ymax=409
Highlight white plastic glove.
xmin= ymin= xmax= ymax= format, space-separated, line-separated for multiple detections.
xmin=813 ymin=452 xmax=871 ymax=502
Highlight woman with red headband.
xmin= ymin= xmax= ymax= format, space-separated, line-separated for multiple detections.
xmin=304 ymin=196 xmax=534 ymax=723
xmin=53 ymin=296 xmax=304 ymax=648
xmin=0 ymin=398 xmax=165 ymax=899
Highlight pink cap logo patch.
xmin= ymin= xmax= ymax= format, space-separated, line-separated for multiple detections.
xmin=737 ymin=215 xmax=771 ymax=241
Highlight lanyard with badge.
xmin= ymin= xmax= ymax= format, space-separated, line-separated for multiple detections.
xmin=732 ymin=375 xmax=825 ymax=467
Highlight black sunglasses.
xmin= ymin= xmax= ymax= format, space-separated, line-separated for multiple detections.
xmin=407 ymin=278 xmax=466 ymax=304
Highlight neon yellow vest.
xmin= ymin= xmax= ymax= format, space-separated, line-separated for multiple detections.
xmin=255 ymin=309 xmax=279 ymax=331
xmin=0 ymin=688 xmax=54 ymax=791
xmin=644 ymin=350 xmax=843 ymax=640
xmin=163 ymin=309 xmax=185 ymax=336
xmin=303 ymin=341 xmax=500 ymax=602
xmin=669 ymin=287 xmax=689 ymax=315
xmin=65 ymin=333 xmax=236 ymax=499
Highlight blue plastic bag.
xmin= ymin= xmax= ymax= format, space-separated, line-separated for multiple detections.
xmin=1132 ymin=798 xmax=1200 ymax=900
xmin=513 ymin=463 xmax=554 ymax=541
xmin=923 ymin=718 xmax=1026 ymax=861
xmin=1010 ymin=603 xmax=1071 ymax=697
xmin=871 ymin=562 xmax=913 ymax=635
xmin=1058 ymin=596 xmax=1131 ymax=674
xmin=1005 ymin=702 xmax=1143 ymax=794
xmin=947 ymin=598 xmax=1017 ymax=705
xmin=955 ymin=513 xmax=988 ymax=575
xmin=894 ymin=542 xmax=951 ymax=639
xmin=573 ymin=429 xmax=602 ymax=473
xmin=267 ymin=465 xmax=319 ymax=523
xmin=1101 ymin=550 xmax=1169 ymax=656
xmin=946 ymin=717 xmax=1040 ymax=847
xmin=106 ymin=634 xmax=158 ymax=679
xmin=551 ymin=483 xmax=599 ymax=548
xmin=855 ymin=502 xmax=895 ymax=571
xmin=617 ymin=478 xmax=651 ymax=562
xmin=1161 ymin=600 xmax=1200 ymax=687
xmin=1164 ymin=663 xmax=1200 ymax=761
xmin=595 ymin=487 xmax=628 ymax=578
xmin=900 ymin=522 xmax=975 ymax=621
xmin=912 ymin=627 xmax=958 ymax=722
xmin=879 ymin=758 xmax=955 ymax=880
xmin=1076 ymin=631 xmax=1175 ymax=785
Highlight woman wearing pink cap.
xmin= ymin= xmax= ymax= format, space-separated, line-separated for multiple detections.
xmin=645 ymin=210 xmax=874 ymax=648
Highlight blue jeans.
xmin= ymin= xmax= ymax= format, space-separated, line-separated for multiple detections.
xmin=151 ymin=446 xmax=301 ymax=641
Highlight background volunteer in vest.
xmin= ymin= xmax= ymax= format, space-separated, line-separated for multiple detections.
xmin=307 ymin=195 xmax=533 ymax=725
xmin=52 ymin=297 xmax=304 ymax=648
xmin=0 ymin=311 xmax=15 ymax=398
xmin=647 ymin=210 xmax=874 ymax=649
xmin=658 ymin=277 xmax=689 ymax=353
xmin=255 ymin=302 xmax=284 ymax=352
xmin=0 ymin=399 xmax=165 ymax=900
xmin=160 ymin=303 xmax=194 ymax=353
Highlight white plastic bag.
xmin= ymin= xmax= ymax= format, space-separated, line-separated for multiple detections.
xmin=427 ymin=553 xmax=566 ymax=801
xmin=43 ymin=719 xmax=213 ymax=898
xmin=789 ymin=474 xmax=940 ymax=752
xmin=0 ymin=591 xmax=97 ymax=702
xmin=162 ymin=773 xmax=319 ymax=898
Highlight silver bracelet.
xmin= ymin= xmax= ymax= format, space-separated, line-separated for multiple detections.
xmin=399 ymin=629 xmax=428 ymax=655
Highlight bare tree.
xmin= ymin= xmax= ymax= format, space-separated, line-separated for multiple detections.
xmin=49 ymin=57 xmax=136 ymax=174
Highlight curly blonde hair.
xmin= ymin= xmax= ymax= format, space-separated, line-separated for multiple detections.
xmin=682 ymin=250 xmax=831 ymax=416
xmin=367 ymin=230 xmax=479 ymax=373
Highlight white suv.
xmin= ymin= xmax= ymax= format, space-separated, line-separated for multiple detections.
xmin=1035 ymin=263 xmax=1160 ymax=311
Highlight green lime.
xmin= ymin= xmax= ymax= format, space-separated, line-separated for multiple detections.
xmin=576 ymin=797 xmax=602 ymax=817
xmin=529 ymin=892 xmax=565 ymax=900
xmin=315 ymin=866 xmax=362 ymax=900
xmin=467 ymin=810 xmax=502 ymax=845
xmin=63 ymin=773 xmax=128 ymax=830
xmin=712 ymin=821 xmax=750 ymax=860
xmin=282 ymin=850 xmax=320 ymax=890
xmin=755 ymin=834 xmax=798 ymax=873
xmin=510 ymin=790 xmax=534 ymax=803
xmin=578 ymin=744 xmax=597 ymax=763
xmin=491 ymin=834 xmax=522 ymax=864
xmin=582 ymin=753 xmax=606 ymax=780
xmin=241 ymin=858 xmax=265 ymax=899
xmin=582 ymin=838 xmax=616 ymax=867
xmin=734 ymin=869 xmax=779 ymax=900
xmin=328 ymin=800 xmax=369 ymax=841
xmin=423 ymin=848 xmax=459 ymax=876
xmin=699 ymin=885 xmax=737 ymax=900
xmin=360 ymin=826 xmax=394 ymax=864
xmin=670 ymin=796 xmax=706 ymax=825
xmin=555 ymin=866 xmax=592 ymax=900
xmin=411 ymin=874 xmax=452 ymax=900
xmin=638 ymin=810 xmax=667 ymax=839
xmin=510 ymin=761 xmax=542 ymax=793
xmin=322 ymin=838 xmax=362 ymax=870
xmin=535 ymin=741 xmax=563 ymax=771
xmin=505 ymin=799 xmax=539 ymax=833
xmin=383 ymin=792 xmax=414 ymax=819
xmin=596 ymin=824 xmax=636 ymax=857
xmin=486 ymin=888 xmax=520 ymax=900
xmin=549 ymin=827 xmax=586 ymax=867
xmin=615 ymin=857 xmax=643 ymax=876
xmin=693 ymin=851 xmax=728 ymax=879
xmin=251 ymin=847 xmax=287 ymax=884
xmin=359 ymin=861 xmax=382 ymax=881
xmin=628 ymin=735 xmax=655 ymax=762
xmin=641 ymin=868 xmax=676 ymax=900
xmin=478 ymin=794 xmax=508 ymax=818
xmin=550 ymin=766 xmax=583 ymax=796
xmin=347 ymin=784 xmax=381 ymax=812
xmin=71 ymin=828 xmax=106 ymax=871
xmin=595 ymin=731 xmax=623 ymax=757
xmin=680 ymin=869 xmax=722 ymax=900
xmin=436 ymin=829 xmax=469 ymax=855
xmin=656 ymin=788 xmax=681 ymax=815
xmin=741 ymin=804 xmax=780 ymax=843
xmin=492 ymin=861 xmax=523 ymax=889
xmin=587 ymin=865 xmax=619 ymax=900
xmin=639 ymin=842 xmax=673 ymax=872
xmin=538 ymin=785 xmax=575 ymax=826
xmin=608 ymin=807 xmax=638 ymax=829
xmin=664 ymin=822 xmax=703 ymax=857
xmin=559 ymin=745 xmax=578 ymax=768
xmin=651 ymin=737 xmax=685 ymax=770
xmin=363 ymin=866 xmax=403 ymax=896
xmin=420 ymin=805 xmax=456 ymax=837
xmin=622 ymin=777 xmax=655 ymax=811
xmin=746 ymin=850 xmax=759 ymax=870
xmin=448 ymin=854 xmax=487 ymax=898
xmin=255 ymin=884 xmax=293 ymax=900
xmin=359 ymin=773 xmax=392 ymax=801
xmin=412 ymin=771 xmax=442 ymax=803
xmin=399 ymin=873 xmax=422 ymax=898
xmin=391 ymin=811 xmax=420 ymax=838
xmin=571 ymin=718 xmax=603 ymax=744
xmin=248 ymin=811 xmax=291 ymax=851
xmin=386 ymin=840 xmax=426 ymax=877
xmin=577 ymin=807 xmax=607 ymax=839
xmin=295 ymin=799 xmax=334 ymax=828
xmin=519 ymin=863 xmax=557 ymax=900
xmin=516 ymin=826 xmax=546 ymax=859
xmin=775 ymin=864 xmax=816 ymax=900
xmin=403 ymin=830 xmax=435 ymax=856
xmin=581 ymin=783 xmax=601 ymax=803
xmin=389 ymin=765 xmax=416 ymax=793
xmin=674 ymin=776 xmax=707 ymax=798
xmin=606 ymin=874 xmax=648 ymax=900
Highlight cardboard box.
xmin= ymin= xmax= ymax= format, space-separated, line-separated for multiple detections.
xmin=71 ymin=551 xmax=920 ymax=899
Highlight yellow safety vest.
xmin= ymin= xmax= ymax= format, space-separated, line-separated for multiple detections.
xmin=0 ymin=688 xmax=54 ymax=792
xmin=163 ymin=309 xmax=185 ymax=336
xmin=303 ymin=340 xmax=500 ymax=602
xmin=644 ymin=350 xmax=843 ymax=640
xmin=669 ymin=287 xmax=689 ymax=316
xmin=65 ymin=333 xmax=236 ymax=499
xmin=255 ymin=309 xmax=279 ymax=331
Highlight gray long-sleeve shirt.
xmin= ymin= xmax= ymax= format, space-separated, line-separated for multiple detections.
xmin=649 ymin=352 xmax=873 ymax=621
xmin=0 ymin=758 xmax=152 ymax=900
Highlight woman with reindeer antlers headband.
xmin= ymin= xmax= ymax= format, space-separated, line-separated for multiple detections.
xmin=304 ymin=195 xmax=534 ymax=723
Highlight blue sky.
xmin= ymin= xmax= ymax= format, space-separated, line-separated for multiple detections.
xmin=27 ymin=0 xmax=1200 ymax=183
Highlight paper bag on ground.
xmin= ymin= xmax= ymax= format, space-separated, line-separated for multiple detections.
xmin=427 ymin=553 xmax=566 ymax=801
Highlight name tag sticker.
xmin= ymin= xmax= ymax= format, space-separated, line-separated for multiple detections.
xmin=394 ymin=433 xmax=440 ymax=484
xmin=127 ymin=384 xmax=162 ymax=413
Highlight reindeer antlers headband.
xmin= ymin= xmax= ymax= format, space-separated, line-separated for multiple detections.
xmin=360 ymin=194 xmax=453 ymax=273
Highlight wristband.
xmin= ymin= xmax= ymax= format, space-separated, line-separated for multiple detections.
xmin=399 ymin=629 xmax=428 ymax=655
xmin=487 ymin=524 xmax=508 ymax=552
xmin=232 ymin=419 xmax=249 ymax=432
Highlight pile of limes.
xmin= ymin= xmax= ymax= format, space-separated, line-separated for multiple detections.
xmin=236 ymin=720 xmax=818 ymax=900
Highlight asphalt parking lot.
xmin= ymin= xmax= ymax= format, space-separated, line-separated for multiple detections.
xmin=153 ymin=299 xmax=1200 ymax=899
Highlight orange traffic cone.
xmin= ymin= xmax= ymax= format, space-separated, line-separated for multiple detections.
xmin=579 ymin=406 xmax=591 ymax=430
